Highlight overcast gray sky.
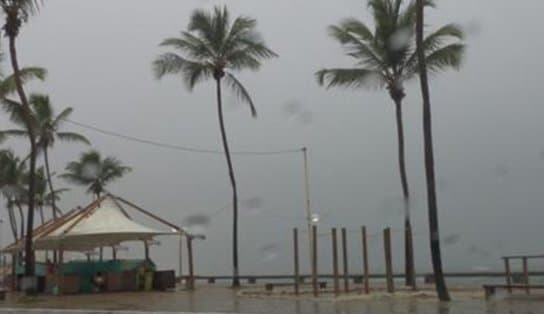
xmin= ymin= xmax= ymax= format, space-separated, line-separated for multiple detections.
xmin=1 ymin=0 xmax=544 ymax=276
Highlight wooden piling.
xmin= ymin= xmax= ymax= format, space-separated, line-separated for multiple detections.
xmin=341 ymin=228 xmax=349 ymax=293
xmin=522 ymin=257 xmax=529 ymax=295
xmin=187 ymin=236 xmax=195 ymax=290
xmin=383 ymin=228 xmax=394 ymax=293
xmin=332 ymin=228 xmax=340 ymax=296
xmin=99 ymin=247 xmax=103 ymax=261
xmin=503 ymin=258 xmax=512 ymax=294
xmin=361 ymin=226 xmax=370 ymax=294
xmin=311 ymin=225 xmax=318 ymax=297
xmin=112 ymin=247 xmax=117 ymax=261
xmin=293 ymin=228 xmax=300 ymax=295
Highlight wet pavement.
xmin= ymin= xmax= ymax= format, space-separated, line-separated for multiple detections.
xmin=0 ymin=286 xmax=542 ymax=313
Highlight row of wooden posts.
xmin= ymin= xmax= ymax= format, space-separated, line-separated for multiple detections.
xmin=293 ymin=226 xmax=399 ymax=296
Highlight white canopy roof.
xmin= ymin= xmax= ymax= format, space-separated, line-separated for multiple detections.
xmin=2 ymin=195 xmax=181 ymax=253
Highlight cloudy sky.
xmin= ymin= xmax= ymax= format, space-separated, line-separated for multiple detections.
xmin=1 ymin=0 xmax=544 ymax=276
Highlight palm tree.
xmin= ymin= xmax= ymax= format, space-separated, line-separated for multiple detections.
xmin=0 ymin=93 xmax=90 ymax=219
xmin=60 ymin=150 xmax=131 ymax=199
xmin=1 ymin=0 xmax=43 ymax=277
xmin=0 ymin=149 xmax=27 ymax=240
xmin=316 ymin=0 xmax=464 ymax=286
xmin=416 ymin=0 xmax=450 ymax=301
xmin=153 ymin=5 xmax=277 ymax=287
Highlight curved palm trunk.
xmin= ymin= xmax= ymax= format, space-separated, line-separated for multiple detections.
xmin=43 ymin=148 xmax=59 ymax=219
xmin=393 ymin=98 xmax=416 ymax=288
xmin=8 ymin=34 xmax=37 ymax=277
xmin=215 ymin=78 xmax=240 ymax=288
xmin=416 ymin=0 xmax=450 ymax=301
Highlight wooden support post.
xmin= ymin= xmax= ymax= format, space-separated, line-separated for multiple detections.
xmin=311 ymin=225 xmax=318 ymax=297
xmin=58 ymin=247 xmax=64 ymax=296
xmin=383 ymin=228 xmax=394 ymax=293
xmin=187 ymin=236 xmax=194 ymax=290
xmin=293 ymin=228 xmax=300 ymax=295
xmin=144 ymin=242 xmax=150 ymax=261
xmin=341 ymin=228 xmax=349 ymax=293
xmin=362 ymin=226 xmax=370 ymax=294
xmin=503 ymin=258 xmax=512 ymax=294
xmin=11 ymin=254 xmax=16 ymax=291
xmin=112 ymin=247 xmax=117 ymax=261
xmin=331 ymin=228 xmax=340 ymax=296
xmin=523 ymin=257 xmax=529 ymax=295
xmin=99 ymin=247 xmax=103 ymax=262
xmin=179 ymin=233 xmax=183 ymax=279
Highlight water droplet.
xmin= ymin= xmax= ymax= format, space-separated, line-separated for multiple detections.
xmin=442 ymin=234 xmax=460 ymax=246
xmin=81 ymin=162 xmax=100 ymax=180
xmin=311 ymin=213 xmax=320 ymax=224
xmin=282 ymin=101 xmax=302 ymax=117
xmin=297 ymin=111 xmax=314 ymax=125
xmin=389 ymin=27 xmax=412 ymax=51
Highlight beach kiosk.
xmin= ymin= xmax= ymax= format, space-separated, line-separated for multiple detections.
xmin=2 ymin=194 xmax=187 ymax=294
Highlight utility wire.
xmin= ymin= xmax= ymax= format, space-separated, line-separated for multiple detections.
xmin=64 ymin=119 xmax=302 ymax=156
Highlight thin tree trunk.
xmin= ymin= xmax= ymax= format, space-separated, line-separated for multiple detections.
xmin=393 ymin=98 xmax=416 ymax=288
xmin=43 ymin=148 xmax=59 ymax=219
xmin=16 ymin=201 xmax=24 ymax=240
xmin=39 ymin=206 xmax=45 ymax=225
xmin=9 ymin=34 xmax=37 ymax=277
xmin=416 ymin=0 xmax=450 ymax=301
xmin=215 ymin=78 xmax=240 ymax=288
xmin=7 ymin=204 xmax=18 ymax=240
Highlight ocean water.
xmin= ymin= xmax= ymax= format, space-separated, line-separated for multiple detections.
xmin=0 ymin=285 xmax=543 ymax=314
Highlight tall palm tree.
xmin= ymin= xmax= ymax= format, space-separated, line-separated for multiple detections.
xmin=60 ymin=150 xmax=131 ymax=199
xmin=1 ymin=0 xmax=43 ymax=277
xmin=316 ymin=0 xmax=464 ymax=286
xmin=153 ymin=5 xmax=277 ymax=287
xmin=0 ymin=93 xmax=90 ymax=219
xmin=416 ymin=0 xmax=450 ymax=301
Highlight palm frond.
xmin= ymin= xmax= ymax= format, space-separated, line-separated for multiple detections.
xmin=425 ymin=43 xmax=465 ymax=73
xmin=224 ymin=72 xmax=257 ymax=117
xmin=160 ymin=33 xmax=215 ymax=60
xmin=153 ymin=53 xmax=213 ymax=89
xmin=0 ymin=98 xmax=29 ymax=127
xmin=0 ymin=129 xmax=28 ymax=139
xmin=338 ymin=18 xmax=374 ymax=42
xmin=56 ymin=132 xmax=90 ymax=145
xmin=328 ymin=25 xmax=385 ymax=70
xmin=188 ymin=8 xmax=215 ymax=47
xmin=0 ymin=66 xmax=47 ymax=97
xmin=51 ymin=107 xmax=73 ymax=126
xmin=28 ymin=93 xmax=52 ymax=122
xmin=316 ymin=68 xmax=385 ymax=89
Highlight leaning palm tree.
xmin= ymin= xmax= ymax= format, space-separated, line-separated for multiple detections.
xmin=0 ymin=93 xmax=90 ymax=219
xmin=316 ymin=0 xmax=464 ymax=286
xmin=416 ymin=0 xmax=450 ymax=301
xmin=60 ymin=150 xmax=131 ymax=199
xmin=1 ymin=0 xmax=43 ymax=277
xmin=153 ymin=5 xmax=277 ymax=287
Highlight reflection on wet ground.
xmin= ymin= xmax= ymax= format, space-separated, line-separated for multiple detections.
xmin=0 ymin=286 xmax=542 ymax=314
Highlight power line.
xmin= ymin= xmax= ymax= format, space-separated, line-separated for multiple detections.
xmin=64 ymin=119 xmax=303 ymax=156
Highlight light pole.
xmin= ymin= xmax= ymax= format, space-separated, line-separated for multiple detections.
xmin=302 ymin=147 xmax=320 ymax=267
